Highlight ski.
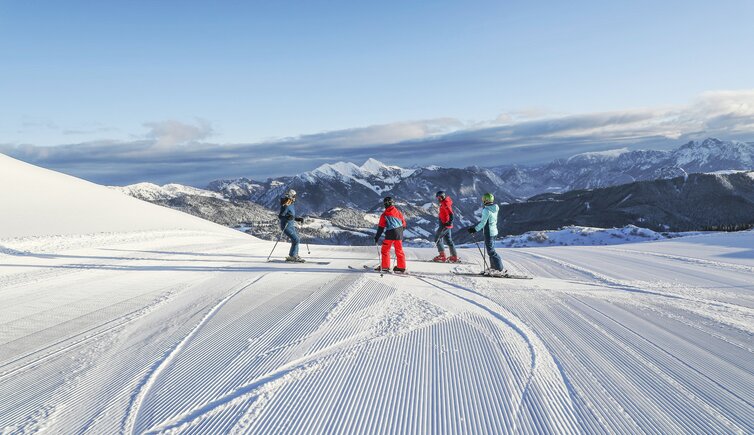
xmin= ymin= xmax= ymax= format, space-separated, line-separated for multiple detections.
xmin=348 ymin=265 xmax=412 ymax=277
xmin=451 ymin=271 xmax=533 ymax=280
xmin=414 ymin=259 xmax=463 ymax=264
xmin=268 ymin=259 xmax=331 ymax=265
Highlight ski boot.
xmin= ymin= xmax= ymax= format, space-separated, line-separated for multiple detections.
xmin=393 ymin=266 xmax=407 ymax=274
xmin=447 ymin=256 xmax=461 ymax=263
xmin=485 ymin=268 xmax=507 ymax=277
xmin=432 ymin=253 xmax=447 ymax=263
xmin=374 ymin=265 xmax=387 ymax=272
xmin=285 ymin=256 xmax=306 ymax=263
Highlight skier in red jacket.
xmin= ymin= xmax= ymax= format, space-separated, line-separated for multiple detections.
xmin=433 ymin=191 xmax=460 ymax=263
xmin=374 ymin=196 xmax=407 ymax=273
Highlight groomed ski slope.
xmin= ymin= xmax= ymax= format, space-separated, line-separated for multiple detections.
xmin=1 ymin=155 xmax=753 ymax=434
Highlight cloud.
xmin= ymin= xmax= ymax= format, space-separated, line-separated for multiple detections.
xmin=3 ymin=90 xmax=754 ymax=186
xmin=62 ymin=126 xmax=118 ymax=136
xmin=143 ymin=119 xmax=214 ymax=148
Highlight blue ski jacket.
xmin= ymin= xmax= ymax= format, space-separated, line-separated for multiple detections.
xmin=279 ymin=202 xmax=297 ymax=230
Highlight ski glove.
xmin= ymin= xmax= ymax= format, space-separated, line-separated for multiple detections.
xmin=374 ymin=237 xmax=380 ymax=245
xmin=295 ymin=217 xmax=305 ymax=223
xmin=467 ymin=227 xmax=477 ymax=234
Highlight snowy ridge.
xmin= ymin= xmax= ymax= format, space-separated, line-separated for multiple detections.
xmin=494 ymin=137 xmax=754 ymax=197
xmin=567 ymin=148 xmax=630 ymax=162
xmin=300 ymin=158 xmax=416 ymax=194
xmin=0 ymin=153 xmax=238 ymax=238
xmin=114 ymin=182 xmax=225 ymax=202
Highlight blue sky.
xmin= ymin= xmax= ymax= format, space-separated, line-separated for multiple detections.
xmin=2 ymin=0 xmax=754 ymax=184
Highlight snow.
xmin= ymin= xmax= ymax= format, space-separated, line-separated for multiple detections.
xmin=359 ymin=157 xmax=391 ymax=174
xmin=362 ymin=213 xmax=380 ymax=225
xmin=114 ymin=182 xmax=226 ymax=201
xmin=567 ymin=148 xmax=629 ymax=162
xmin=2 ymin=157 xmax=753 ymax=433
xmin=497 ymin=225 xmax=702 ymax=248
xmin=303 ymin=158 xmax=415 ymax=194
xmin=0 ymin=154 xmax=238 ymax=238
xmin=360 ymin=158 xmax=416 ymax=178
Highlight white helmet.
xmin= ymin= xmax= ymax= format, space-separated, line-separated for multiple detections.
xmin=285 ymin=188 xmax=297 ymax=198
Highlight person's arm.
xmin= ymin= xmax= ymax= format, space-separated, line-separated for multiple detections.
xmin=475 ymin=208 xmax=490 ymax=232
xmin=374 ymin=227 xmax=385 ymax=241
xmin=374 ymin=214 xmax=386 ymax=243
xmin=278 ymin=204 xmax=291 ymax=219
xmin=469 ymin=208 xmax=488 ymax=233
xmin=446 ymin=210 xmax=454 ymax=227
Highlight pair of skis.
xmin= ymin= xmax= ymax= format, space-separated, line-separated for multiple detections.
xmin=419 ymin=258 xmax=532 ymax=279
xmin=349 ymin=264 xmax=532 ymax=280
xmin=451 ymin=270 xmax=533 ymax=280
xmin=347 ymin=265 xmax=412 ymax=277
xmin=267 ymin=259 xmax=331 ymax=265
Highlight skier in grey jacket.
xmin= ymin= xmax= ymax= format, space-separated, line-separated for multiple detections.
xmin=467 ymin=192 xmax=505 ymax=273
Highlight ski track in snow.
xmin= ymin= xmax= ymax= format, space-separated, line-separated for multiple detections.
xmin=122 ymin=274 xmax=268 ymax=434
xmin=2 ymin=231 xmax=753 ymax=433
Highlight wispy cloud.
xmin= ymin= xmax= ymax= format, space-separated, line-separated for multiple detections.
xmin=3 ymin=90 xmax=754 ymax=186
xmin=143 ymin=119 xmax=214 ymax=148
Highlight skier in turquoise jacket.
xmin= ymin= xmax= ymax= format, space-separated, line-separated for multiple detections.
xmin=467 ymin=192 xmax=505 ymax=273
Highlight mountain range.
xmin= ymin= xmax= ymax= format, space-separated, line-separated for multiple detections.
xmin=115 ymin=138 xmax=754 ymax=243
xmin=500 ymin=171 xmax=754 ymax=235
xmin=492 ymin=138 xmax=754 ymax=197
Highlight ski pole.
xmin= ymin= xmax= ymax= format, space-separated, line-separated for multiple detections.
xmin=267 ymin=220 xmax=291 ymax=262
xmin=298 ymin=216 xmax=311 ymax=254
xmin=473 ymin=232 xmax=488 ymax=272
xmin=376 ymin=242 xmax=384 ymax=277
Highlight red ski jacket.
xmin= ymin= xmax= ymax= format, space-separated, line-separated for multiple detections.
xmin=438 ymin=196 xmax=454 ymax=228
xmin=376 ymin=206 xmax=407 ymax=240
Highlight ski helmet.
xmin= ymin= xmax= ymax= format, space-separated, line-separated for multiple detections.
xmin=285 ymin=188 xmax=297 ymax=199
xmin=482 ymin=193 xmax=494 ymax=204
xmin=383 ymin=196 xmax=395 ymax=208
xmin=435 ymin=190 xmax=446 ymax=201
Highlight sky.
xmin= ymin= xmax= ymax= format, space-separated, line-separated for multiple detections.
xmin=1 ymin=0 xmax=754 ymax=185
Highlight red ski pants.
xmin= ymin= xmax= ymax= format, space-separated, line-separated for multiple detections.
xmin=381 ymin=240 xmax=406 ymax=269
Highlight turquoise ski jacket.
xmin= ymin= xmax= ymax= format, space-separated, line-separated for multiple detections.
xmin=474 ymin=204 xmax=499 ymax=237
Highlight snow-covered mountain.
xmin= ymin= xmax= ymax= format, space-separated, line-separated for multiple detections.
xmin=301 ymin=158 xmax=416 ymax=194
xmin=494 ymin=138 xmax=754 ymax=197
xmin=208 ymin=138 xmax=754 ymax=215
xmin=208 ymin=158 xmax=514 ymax=222
xmin=114 ymin=182 xmax=225 ymax=202
xmin=499 ymin=170 xmax=754 ymax=235
xmin=495 ymin=225 xmax=702 ymax=248
xmin=116 ymin=138 xmax=754 ymax=243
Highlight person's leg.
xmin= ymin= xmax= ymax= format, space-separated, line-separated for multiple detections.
xmin=435 ymin=226 xmax=446 ymax=254
xmin=484 ymin=227 xmax=504 ymax=271
xmin=285 ymin=225 xmax=300 ymax=257
xmin=394 ymin=240 xmax=406 ymax=269
xmin=445 ymin=230 xmax=458 ymax=257
xmin=381 ymin=240 xmax=392 ymax=270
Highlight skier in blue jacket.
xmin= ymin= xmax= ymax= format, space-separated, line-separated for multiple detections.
xmin=467 ymin=192 xmax=505 ymax=274
xmin=278 ymin=189 xmax=306 ymax=262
